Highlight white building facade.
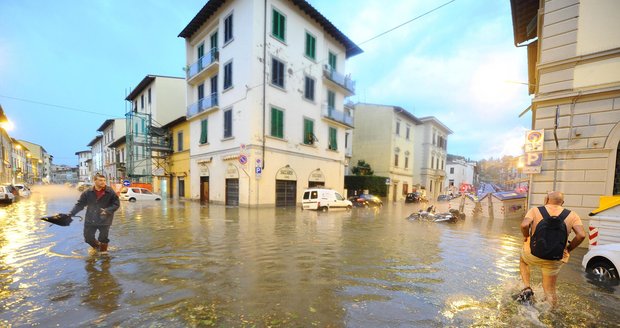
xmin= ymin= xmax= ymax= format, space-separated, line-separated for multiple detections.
xmin=97 ymin=118 xmax=126 ymax=182
xmin=75 ymin=150 xmax=92 ymax=182
xmin=351 ymin=104 xmax=420 ymax=202
xmin=413 ymin=117 xmax=452 ymax=201
xmin=87 ymin=135 xmax=104 ymax=176
xmin=180 ymin=0 xmax=362 ymax=206
xmin=444 ymin=159 xmax=476 ymax=194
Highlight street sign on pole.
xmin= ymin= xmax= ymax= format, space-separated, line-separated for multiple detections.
xmin=239 ymin=154 xmax=248 ymax=165
xmin=123 ymin=180 xmax=131 ymax=187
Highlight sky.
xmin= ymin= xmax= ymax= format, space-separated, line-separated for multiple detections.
xmin=0 ymin=0 xmax=532 ymax=166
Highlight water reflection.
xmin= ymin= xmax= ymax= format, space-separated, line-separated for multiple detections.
xmin=0 ymin=186 xmax=617 ymax=327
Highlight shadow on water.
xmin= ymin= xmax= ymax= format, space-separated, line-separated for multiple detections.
xmin=0 ymin=187 xmax=618 ymax=327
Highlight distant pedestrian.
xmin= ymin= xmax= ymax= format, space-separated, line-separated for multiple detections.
xmin=518 ymin=191 xmax=586 ymax=305
xmin=68 ymin=173 xmax=120 ymax=253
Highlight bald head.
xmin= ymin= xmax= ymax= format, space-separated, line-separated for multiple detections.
xmin=545 ymin=191 xmax=564 ymax=205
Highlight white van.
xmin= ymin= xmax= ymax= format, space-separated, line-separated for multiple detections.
xmin=302 ymin=188 xmax=352 ymax=211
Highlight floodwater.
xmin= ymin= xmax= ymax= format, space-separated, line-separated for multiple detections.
xmin=0 ymin=185 xmax=618 ymax=327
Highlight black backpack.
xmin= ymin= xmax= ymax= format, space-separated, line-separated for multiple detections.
xmin=530 ymin=206 xmax=570 ymax=260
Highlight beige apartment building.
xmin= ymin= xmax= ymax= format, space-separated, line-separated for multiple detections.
xmin=352 ymin=104 xmax=420 ymax=202
xmin=412 ymin=117 xmax=452 ymax=201
xmin=511 ymin=0 xmax=620 ymax=219
xmin=179 ymin=0 xmax=361 ymax=206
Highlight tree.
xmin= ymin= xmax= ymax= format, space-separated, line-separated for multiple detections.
xmin=352 ymin=160 xmax=374 ymax=176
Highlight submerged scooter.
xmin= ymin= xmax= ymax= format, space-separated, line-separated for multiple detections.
xmin=407 ymin=206 xmax=465 ymax=223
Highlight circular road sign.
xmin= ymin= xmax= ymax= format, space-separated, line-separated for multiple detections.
xmin=123 ymin=180 xmax=131 ymax=187
xmin=239 ymin=155 xmax=248 ymax=165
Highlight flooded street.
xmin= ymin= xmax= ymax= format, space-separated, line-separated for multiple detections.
xmin=1 ymin=186 xmax=618 ymax=327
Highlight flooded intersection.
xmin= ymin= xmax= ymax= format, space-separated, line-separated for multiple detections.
xmin=1 ymin=185 xmax=618 ymax=327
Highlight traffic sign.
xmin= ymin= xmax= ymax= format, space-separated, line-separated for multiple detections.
xmin=255 ymin=167 xmax=262 ymax=174
xmin=239 ymin=154 xmax=248 ymax=165
xmin=123 ymin=180 xmax=131 ymax=187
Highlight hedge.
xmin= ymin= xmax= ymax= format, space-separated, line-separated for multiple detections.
xmin=344 ymin=175 xmax=389 ymax=197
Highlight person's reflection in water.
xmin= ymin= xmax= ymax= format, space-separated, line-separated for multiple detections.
xmin=83 ymin=256 xmax=121 ymax=315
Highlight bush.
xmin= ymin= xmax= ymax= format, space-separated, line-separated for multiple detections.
xmin=345 ymin=175 xmax=389 ymax=197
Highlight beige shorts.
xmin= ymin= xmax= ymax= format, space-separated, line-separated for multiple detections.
xmin=521 ymin=242 xmax=565 ymax=276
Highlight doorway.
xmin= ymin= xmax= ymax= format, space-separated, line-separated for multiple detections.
xmin=200 ymin=176 xmax=209 ymax=203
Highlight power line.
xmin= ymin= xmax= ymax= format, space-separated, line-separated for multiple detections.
xmin=0 ymin=94 xmax=116 ymax=118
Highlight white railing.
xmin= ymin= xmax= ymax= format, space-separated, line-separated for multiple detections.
xmin=322 ymin=105 xmax=353 ymax=126
xmin=186 ymin=48 xmax=219 ymax=80
xmin=187 ymin=93 xmax=218 ymax=117
xmin=323 ymin=66 xmax=355 ymax=93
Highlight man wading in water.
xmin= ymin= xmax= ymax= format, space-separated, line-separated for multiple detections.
xmin=518 ymin=191 xmax=586 ymax=306
xmin=68 ymin=173 xmax=120 ymax=253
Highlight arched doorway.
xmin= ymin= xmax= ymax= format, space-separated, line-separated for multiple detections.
xmin=308 ymin=169 xmax=325 ymax=188
xmin=276 ymin=165 xmax=297 ymax=207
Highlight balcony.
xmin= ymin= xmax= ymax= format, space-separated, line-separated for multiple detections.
xmin=322 ymin=105 xmax=354 ymax=128
xmin=186 ymin=48 xmax=219 ymax=85
xmin=322 ymin=66 xmax=355 ymax=95
xmin=187 ymin=93 xmax=219 ymax=119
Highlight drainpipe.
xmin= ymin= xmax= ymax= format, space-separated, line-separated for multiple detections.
xmin=262 ymin=0 xmax=267 ymax=172
xmin=552 ymin=105 xmax=559 ymax=191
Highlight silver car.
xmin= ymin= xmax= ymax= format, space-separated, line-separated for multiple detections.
xmin=119 ymin=187 xmax=162 ymax=202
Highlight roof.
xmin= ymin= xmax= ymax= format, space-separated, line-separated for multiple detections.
xmin=74 ymin=150 xmax=91 ymax=155
xmin=162 ymin=116 xmax=187 ymax=129
xmin=87 ymin=135 xmax=102 ymax=147
xmin=97 ymin=119 xmax=114 ymax=132
xmin=509 ymin=0 xmax=539 ymax=46
xmin=125 ymin=75 xmax=184 ymax=101
xmin=178 ymin=0 xmax=362 ymax=58
xmin=354 ymin=103 xmax=423 ymax=124
xmin=418 ymin=116 xmax=453 ymax=134
xmin=108 ymin=135 xmax=127 ymax=148
xmin=589 ymin=196 xmax=620 ymax=216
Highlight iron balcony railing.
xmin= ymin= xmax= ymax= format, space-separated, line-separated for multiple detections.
xmin=323 ymin=105 xmax=354 ymax=127
xmin=186 ymin=48 xmax=219 ymax=80
xmin=187 ymin=93 xmax=219 ymax=117
xmin=323 ymin=66 xmax=355 ymax=94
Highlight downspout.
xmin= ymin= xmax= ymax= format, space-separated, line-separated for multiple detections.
xmin=262 ymin=0 xmax=267 ymax=172
xmin=552 ymin=105 xmax=559 ymax=190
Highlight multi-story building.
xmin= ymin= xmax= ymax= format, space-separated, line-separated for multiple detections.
xmin=50 ymin=164 xmax=79 ymax=184
xmin=444 ymin=157 xmax=476 ymax=194
xmin=87 ymin=135 xmax=104 ymax=176
xmin=97 ymin=118 xmax=126 ymax=182
xmin=412 ymin=117 xmax=452 ymax=201
xmin=510 ymin=0 xmax=620 ymax=218
xmin=75 ymin=150 xmax=92 ymax=182
xmin=179 ymin=0 xmax=362 ymax=206
xmin=124 ymin=75 xmax=185 ymax=193
xmin=11 ymin=139 xmax=27 ymax=184
xmin=164 ymin=117 xmax=191 ymax=199
xmin=351 ymin=104 xmax=420 ymax=202
xmin=0 ymin=128 xmax=12 ymax=184
xmin=18 ymin=140 xmax=50 ymax=184
xmin=108 ymin=136 xmax=127 ymax=181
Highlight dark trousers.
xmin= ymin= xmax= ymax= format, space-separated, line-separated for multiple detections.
xmin=84 ymin=225 xmax=111 ymax=248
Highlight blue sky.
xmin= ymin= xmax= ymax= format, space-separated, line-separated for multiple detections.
xmin=0 ymin=0 xmax=531 ymax=166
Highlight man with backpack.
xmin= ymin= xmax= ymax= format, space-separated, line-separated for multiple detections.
xmin=518 ymin=191 xmax=586 ymax=305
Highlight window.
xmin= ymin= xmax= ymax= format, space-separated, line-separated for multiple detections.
xmin=405 ymin=156 xmax=409 ymax=169
xmin=141 ymin=95 xmax=144 ymax=108
xmin=305 ymin=32 xmax=316 ymax=59
xmin=430 ymin=180 xmax=433 ymax=192
xmin=432 ymin=132 xmax=436 ymax=145
xmin=271 ymin=58 xmax=285 ymax=88
xmin=328 ymin=51 xmax=337 ymax=71
xmin=224 ymin=13 xmax=233 ymax=43
xmin=304 ymin=76 xmax=315 ymax=101
xmin=148 ymin=88 xmax=151 ymax=104
xmin=327 ymin=90 xmax=335 ymax=110
xmin=394 ymin=154 xmax=399 ymax=167
xmin=406 ymin=126 xmax=410 ymax=139
xmin=198 ymin=83 xmax=205 ymax=101
xmin=133 ymin=100 xmax=137 ymax=111
xmin=271 ymin=107 xmax=284 ymax=138
xmin=403 ymin=184 xmax=408 ymax=195
xmin=450 ymin=167 xmax=454 ymax=174
xmin=431 ymin=156 xmax=435 ymax=169
xmin=177 ymin=132 xmax=183 ymax=151
xmin=303 ymin=118 xmax=314 ymax=145
xmin=328 ymin=127 xmax=337 ymax=150
xmin=272 ymin=9 xmax=286 ymax=41
xmin=178 ymin=178 xmax=185 ymax=197
xmin=224 ymin=61 xmax=233 ymax=89
xmin=396 ymin=121 xmax=401 ymax=135
xmin=224 ymin=109 xmax=232 ymax=138
xmin=441 ymin=160 xmax=444 ymax=170
xmin=210 ymin=31 xmax=218 ymax=51
xmin=200 ymin=119 xmax=208 ymax=144
xmin=345 ymin=132 xmax=349 ymax=148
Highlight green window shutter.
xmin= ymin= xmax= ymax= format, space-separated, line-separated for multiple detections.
xmin=305 ymin=33 xmax=315 ymax=59
xmin=304 ymin=119 xmax=314 ymax=144
xmin=328 ymin=52 xmax=336 ymax=71
xmin=327 ymin=90 xmax=335 ymax=109
xmin=200 ymin=119 xmax=208 ymax=144
xmin=273 ymin=10 xmax=286 ymax=41
xmin=329 ymin=127 xmax=337 ymax=150
xmin=271 ymin=107 xmax=283 ymax=138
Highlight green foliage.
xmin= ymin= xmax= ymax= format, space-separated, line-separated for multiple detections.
xmin=345 ymin=175 xmax=388 ymax=197
xmin=351 ymin=160 xmax=374 ymax=176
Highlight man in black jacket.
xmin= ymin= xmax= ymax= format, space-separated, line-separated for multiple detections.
xmin=69 ymin=173 xmax=120 ymax=253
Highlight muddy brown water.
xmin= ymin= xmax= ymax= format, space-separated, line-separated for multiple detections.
xmin=0 ymin=185 xmax=618 ymax=327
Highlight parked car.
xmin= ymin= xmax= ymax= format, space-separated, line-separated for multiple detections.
xmin=582 ymin=243 xmax=620 ymax=281
xmin=13 ymin=184 xmax=31 ymax=197
xmin=3 ymin=184 xmax=19 ymax=200
xmin=437 ymin=194 xmax=452 ymax=202
xmin=405 ymin=192 xmax=421 ymax=203
xmin=302 ymin=188 xmax=352 ymax=211
xmin=349 ymin=194 xmax=383 ymax=208
xmin=119 ymin=187 xmax=162 ymax=202
xmin=0 ymin=186 xmax=15 ymax=204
